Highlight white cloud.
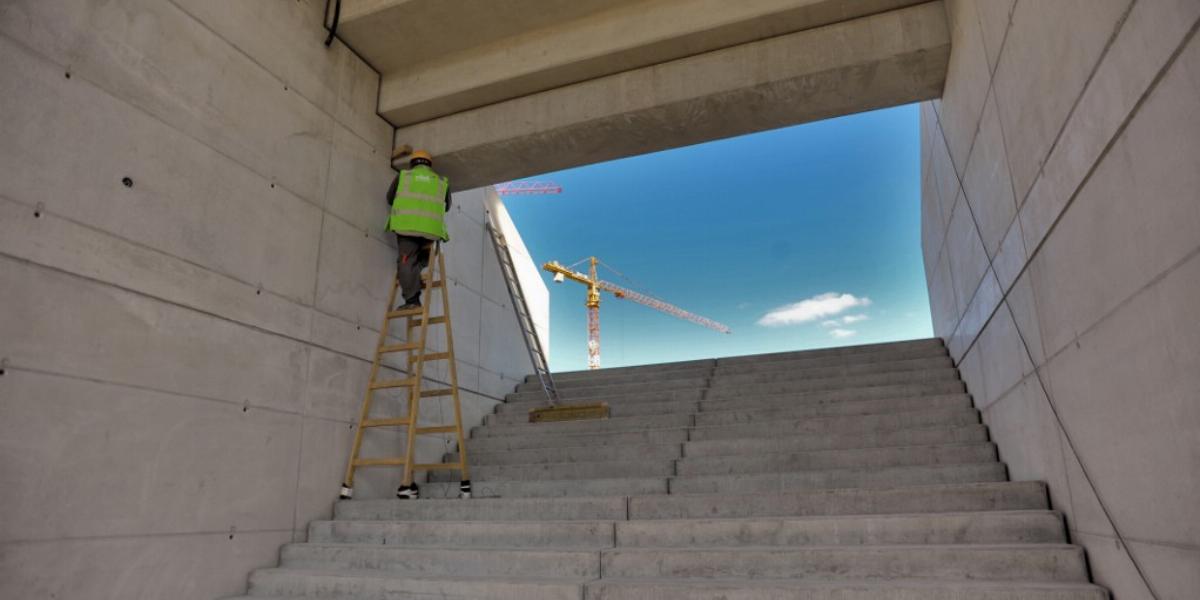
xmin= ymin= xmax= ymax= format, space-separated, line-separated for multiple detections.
xmin=841 ymin=314 xmax=868 ymax=324
xmin=829 ymin=328 xmax=857 ymax=338
xmin=819 ymin=320 xmax=840 ymax=328
xmin=757 ymin=293 xmax=871 ymax=327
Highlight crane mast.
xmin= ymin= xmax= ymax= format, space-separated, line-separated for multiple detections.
xmin=543 ymin=258 xmax=731 ymax=370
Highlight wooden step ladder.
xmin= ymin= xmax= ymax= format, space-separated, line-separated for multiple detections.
xmin=339 ymin=242 xmax=470 ymax=500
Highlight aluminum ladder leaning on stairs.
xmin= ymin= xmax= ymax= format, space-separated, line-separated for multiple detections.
xmin=339 ymin=241 xmax=471 ymax=501
xmin=485 ymin=222 xmax=560 ymax=407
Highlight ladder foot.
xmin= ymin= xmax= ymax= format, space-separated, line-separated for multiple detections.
xmin=339 ymin=485 xmax=353 ymax=500
xmin=396 ymin=483 xmax=420 ymax=500
xmin=459 ymin=480 xmax=472 ymax=499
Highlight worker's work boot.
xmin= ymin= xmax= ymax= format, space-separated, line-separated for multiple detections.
xmin=459 ymin=480 xmax=472 ymax=499
xmin=396 ymin=483 xmax=420 ymax=500
xmin=395 ymin=299 xmax=421 ymax=311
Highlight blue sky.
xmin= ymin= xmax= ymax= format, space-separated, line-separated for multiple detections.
xmin=503 ymin=104 xmax=932 ymax=372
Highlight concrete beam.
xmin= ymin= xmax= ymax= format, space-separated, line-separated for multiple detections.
xmin=395 ymin=1 xmax=950 ymax=190
xmin=371 ymin=0 xmax=928 ymax=126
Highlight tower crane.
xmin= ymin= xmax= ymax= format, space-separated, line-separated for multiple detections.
xmin=543 ymin=257 xmax=731 ymax=370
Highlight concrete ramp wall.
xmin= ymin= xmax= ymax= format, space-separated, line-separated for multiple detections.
xmin=920 ymin=1 xmax=1200 ymax=597
xmin=0 ymin=1 xmax=542 ymax=598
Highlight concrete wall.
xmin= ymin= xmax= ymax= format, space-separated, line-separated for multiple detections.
xmin=0 ymin=1 xmax=540 ymax=598
xmin=920 ymin=1 xmax=1199 ymax=598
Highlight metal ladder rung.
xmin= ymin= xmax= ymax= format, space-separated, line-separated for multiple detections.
xmin=408 ymin=316 xmax=447 ymax=327
xmin=414 ymin=425 xmax=457 ymax=434
xmin=361 ymin=417 xmax=412 ymax=428
xmin=370 ymin=377 xmax=416 ymax=390
xmin=379 ymin=342 xmax=419 ymax=353
xmin=353 ymin=456 xmax=406 ymax=467
xmin=420 ymin=388 xmax=454 ymax=397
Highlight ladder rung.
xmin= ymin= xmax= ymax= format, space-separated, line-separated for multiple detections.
xmin=353 ymin=457 xmax=406 ymax=467
xmin=370 ymin=377 xmax=416 ymax=390
xmin=420 ymin=352 xmax=451 ymax=361
xmin=408 ymin=316 xmax=447 ymax=327
xmin=423 ymin=280 xmax=444 ymax=288
xmin=386 ymin=308 xmax=423 ymax=319
xmin=415 ymin=425 xmax=457 ymax=434
xmin=420 ymin=388 xmax=454 ymax=398
xmin=412 ymin=463 xmax=465 ymax=471
xmin=361 ymin=417 xmax=412 ymax=428
xmin=378 ymin=342 xmax=419 ymax=354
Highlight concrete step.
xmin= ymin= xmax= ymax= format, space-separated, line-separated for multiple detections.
xmin=670 ymin=463 xmax=1007 ymax=495
xmin=697 ymin=391 xmax=970 ymax=416
xmin=584 ymin=578 xmax=1108 ymax=600
xmin=472 ymin=412 xmax=693 ymax=438
xmin=421 ymin=477 xmax=668 ymax=499
xmin=426 ymin=462 xmax=1005 ymax=499
xmin=687 ymin=407 xmax=980 ymax=441
xmin=467 ymin=427 xmax=690 ymax=453
xmin=614 ymin=511 xmax=1067 ymax=547
xmin=429 ymin=457 xmax=676 ymax=482
xmin=684 ymin=424 xmax=990 ymax=458
xmin=546 ymin=358 xmax=714 ymax=382
xmin=248 ymin=568 xmax=586 ymax=600
xmin=711 ymin=345 xmax=949 ymax=376
xmin=279 ymin=543 xmax=600 ymax=579
xmin=309 ymin=519 xmax=615 ymax=548
xmin=453 ymin=442 xmax=683 ymax=466
xmin=334 ymin=496 xmax=628 ymax=521
xmin=675 ymin=442 xmax=997 ymax=476
xmin=505 ymin=368 xmax=960 ymax=404
xmin=702 ymin=370 xmax=961 ymax=400
xmin=713 ymin=338 xmax=946 ymax=366
xmin=489 ymin=399 xmax=700 ymax=423
xmin=629 ymin=481 xmax=1048 ymax=519
xmin=693 ymin=394 xmax=972 ymax=427
xmin=514 ymin=375 xmax=710 ymax=396
xmin=600 ymin=544 xmax=1088 ymax=581
xmin=707 ymin=357 xmax=955 ymax=388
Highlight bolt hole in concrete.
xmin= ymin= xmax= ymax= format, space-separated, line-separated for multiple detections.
xmin=64 ymin=71 xmax=70 ymax=78
xmin=121 ymin=177 xmax=133 ymax=188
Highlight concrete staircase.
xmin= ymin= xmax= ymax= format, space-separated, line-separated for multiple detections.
xmin=233 ymin=338 xmax=1108 ymax=599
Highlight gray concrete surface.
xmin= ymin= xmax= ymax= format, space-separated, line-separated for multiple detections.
xmin=0 ymin=1 xmax=546 ymax=598
xmin=920 ymin=1 xmax=1200 ymax=597
xmin=234 ymin=340 xmax=1110 ymax=598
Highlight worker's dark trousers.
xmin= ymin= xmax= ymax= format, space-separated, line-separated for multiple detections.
xmin=395 ymin=234 xmax=432 ymax=305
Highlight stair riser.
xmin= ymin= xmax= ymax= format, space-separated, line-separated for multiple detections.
xmin=310 ymin=520 xmax=615 ymax=548
xmin=491 ymin=400 xmax=699 ymax=422
xmin=615 ymin=512 xmax=1067 ymax=547
xmin=334 ymin=497 xmax=628 ymax=521
xmin=280 ymin=544 xmax=599 ymax=579
xmin=422 ymin=477 xmax=668 ymax=498
xmin=600 ymin=546 xmax=1089 ymax=581
xmin=629 ymin=482 xmax=1049 ymax=520
xmin=547 ymin=359 xmax=714 ymax=382
xmin=697 ymin=392 xmax=970 ymax=416
xmin=584 ymin=582 xmax=1107 ymax=600
xmin=684 ymin=425 xmax=990 ymax=458
xmin=704 ymin=371 xmax=961 ymax=399
xmin=428 ymin=458 xmax=676 ymax=482
xmin=715 ymin=339 xmax=944 ymax=365
xmin=712 ymin=348 xmax=949 ymax=377
xmin=692 ymin=395 xmax=972 ymax=427
xmin=506 ymin=387 xmax=705 ymax=404
xmin=473 ymin=413 xmax=693 ymax=438
xmin=670 ymin=463 xmax=1008 ymax=495
xmin=688 ymin=409 xmax=981 ymax=441
xmin=467 ymin=428 xmax=690 ymax=453
xmin=515 ymin=375 xmax=710 ymax=396
xmin=516 ymin=356 xmax=953 ymax=395
xmin=451 ymin=443 xmax=683 ymax=466
xmin=708 ymin=361 xmax=955 ymax=388
xmin=676 ymin=443 xmax=998 ymax=476
xmin=250 ymin=570 xmax=583 ymax=600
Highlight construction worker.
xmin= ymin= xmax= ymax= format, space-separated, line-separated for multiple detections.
xmin=385 ymin=149 xmax=451 ymax=311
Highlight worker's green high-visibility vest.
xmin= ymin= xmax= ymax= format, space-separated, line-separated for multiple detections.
xmin=388 ymin=165 xmax=449 ymax=241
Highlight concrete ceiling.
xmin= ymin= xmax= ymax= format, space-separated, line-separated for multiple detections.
xmin=335 ymin=0 xmax=950 ymax=188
